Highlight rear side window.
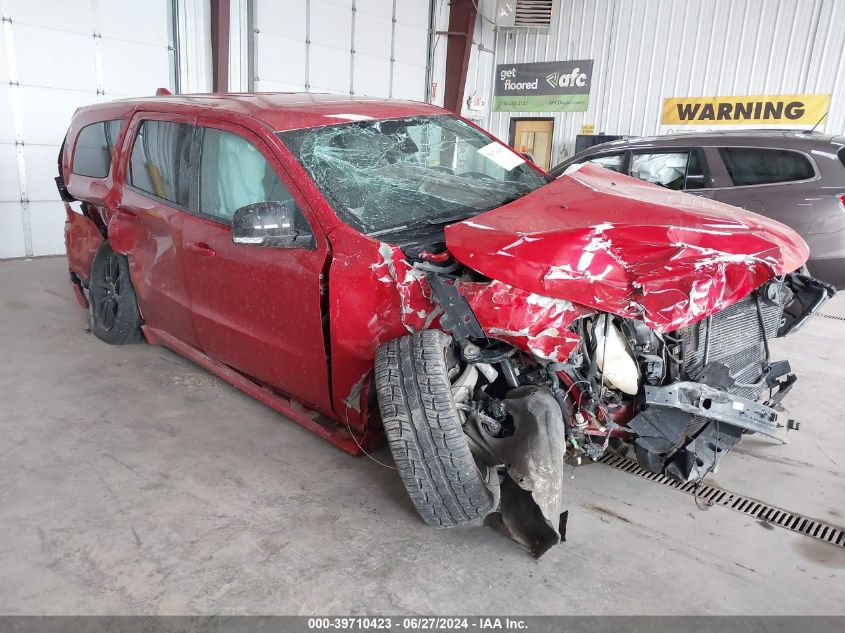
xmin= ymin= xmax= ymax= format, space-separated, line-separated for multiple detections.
xmin=718 ymin=148 xmax=814 ymax=186
xmin=839 ymin=147 xmax=845 ymax=169
xmin=629 ymin=150 xmax=708 ymax=190
xmin=72 ymin=119 xmax=122 ymax=178
xmin=588 ymin=153 xmax=624 ymax=172
xmin=129 ymin=120 xmax=192 ymax=206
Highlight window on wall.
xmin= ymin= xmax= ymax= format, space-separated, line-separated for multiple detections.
xmin=198 ymin=128 xmax=297 ymax=224
xmin=129 ymin=120 xmax=192 ymax=206
xmin=629 ymin=151 xmax=708 ymax=190
xmin=718 ymin=148 xmax=815 ymax=186
xmin=587 ymin=153 xmax=625 ymax=173
xmin=72 ymin=120 xmax=123 ymax=178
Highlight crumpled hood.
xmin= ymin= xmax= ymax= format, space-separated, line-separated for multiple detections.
xmin=445 ymin=163 xmax=809 ymax=332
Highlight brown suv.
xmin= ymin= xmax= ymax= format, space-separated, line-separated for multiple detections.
xmin=550 ymin=131 xmax=845 ymax=287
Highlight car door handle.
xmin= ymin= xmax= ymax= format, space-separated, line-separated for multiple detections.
xmin=187 ymin=241 xmax=216 ymax=257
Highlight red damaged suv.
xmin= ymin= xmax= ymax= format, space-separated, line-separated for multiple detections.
xmin=59 ymin=93 xmax=834 ymax=556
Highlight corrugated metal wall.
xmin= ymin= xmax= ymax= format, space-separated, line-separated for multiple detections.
xmin=471 ymin=0 xmax=845 ymax=165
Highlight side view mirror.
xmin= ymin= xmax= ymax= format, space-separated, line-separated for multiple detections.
xmin=231 ymin=200 xmax=314 ymax=249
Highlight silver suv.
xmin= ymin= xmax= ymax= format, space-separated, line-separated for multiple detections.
xmin=550 ymin=131 xmax=845 ymax=287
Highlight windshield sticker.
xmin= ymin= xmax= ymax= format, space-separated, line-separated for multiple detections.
xmin=477 ymin=141 xmax=525 ymax=171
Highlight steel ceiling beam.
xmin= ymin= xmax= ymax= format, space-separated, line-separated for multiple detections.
xmin=210 ymin=0 xmax=231 ymax=92
xmin=441 ymin=0 xmax=477 ymax=114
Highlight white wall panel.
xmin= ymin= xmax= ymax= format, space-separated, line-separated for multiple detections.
xmin=99 ymin=38 xmax=171 ymax=96
xmin=309 ymin=1 xmax=352 ymax=93
xmin=0 ymin=0 xmax=175 ymax=258
xmin=0 ymin=25 xmax=7 ymax=84
xmin=254 ymin=32 xmax=307 ymax=88
xmin=28 ymin=201 xmax=66 ymax=257
xmin=13 ymin=25 xmax=97 ymax=91
xmin=354 ymin=11 xmax=391 ymax=60
xmin=311 ymin=0 xmax=353 ymax=43
xmin=0 ymin=144 xmax=20 ymax=202
xmin=395 ymin=0 xmax=429 ymax=26
xmin=393 ymin=21 xmax=428 ymax=66
xmin=310 ymin=43 xmax=351 ymax=93
xmin=252 ymin=0 xmax=431 ymax=100
xmin=357 ymin=0 xmax=394 ymax=17
xmin=97 ymin=0 xmax=169 ymax=46
xmin=392 ymin=60 xmax=426 ymax=101
xmin=0 ymin=203 xmax=27 ymax=259
xmin=0 ymin=85 xmax=13 ymax=144
xmin=18 ymin=86 xmax=94 ymax=146
xmin=255 ymin=0 xmax=306 ymax=38
xmin=354 ymin=53 xmax=391 ymax=98
xmin=24 ymin=144 xmax=63 ymax=202
xmin=5 ymin=0 xmax=93 ymax=35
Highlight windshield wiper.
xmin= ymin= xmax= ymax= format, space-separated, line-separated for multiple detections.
xmin=366 ymin=192 xmax=529 ymax=237
xmin=366 ymin=211 xmax=476 ymax=238
xmin=425 ymin=211 xmax=479 ymax=226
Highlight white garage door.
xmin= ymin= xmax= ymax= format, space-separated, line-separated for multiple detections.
xmin=253 ymin=0 xmax=430 ymax=101
xmin=0 ymin=0 xmax=175 ymax=259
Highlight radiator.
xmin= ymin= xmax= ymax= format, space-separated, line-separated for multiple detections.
xmin=680 ymin=284 xmax=786 ymax=401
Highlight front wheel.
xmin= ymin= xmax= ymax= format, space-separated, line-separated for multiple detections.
xmin=374 ymin=330 xmax=495 ymax=527
xmin=88 ymin=241 xmax=144 ymax=344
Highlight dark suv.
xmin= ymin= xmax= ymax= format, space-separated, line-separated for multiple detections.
xmin=550 ymin=131 xmax=845 ymax=287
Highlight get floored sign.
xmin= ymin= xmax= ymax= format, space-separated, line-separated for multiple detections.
xmin=660 ymin=94 xmax=831 ymax=130
xmin=494 ymin=60 xmax=593 ymax=112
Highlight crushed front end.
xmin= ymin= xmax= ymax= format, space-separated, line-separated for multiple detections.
xmin=418 ymin=263 xmax=833 ymax=555
xmin=557 ymin=273 xmax=833 ymax=482
xmin=391 ymin=164 xmax=835 ymax=555
xmin=355 ymin=163 xmax=835 ymax=556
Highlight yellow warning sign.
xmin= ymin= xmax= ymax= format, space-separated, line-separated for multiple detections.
xmin=660 ymin=94 xmax=830 ymax=126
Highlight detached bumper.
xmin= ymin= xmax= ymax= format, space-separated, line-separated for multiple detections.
xmin=628 ymin=380 xmax=798 ymax=483
xmin=644 ymin=382 xmax=791 ymax=443
xmin=69 ymin=270 xmax=89 ymax=309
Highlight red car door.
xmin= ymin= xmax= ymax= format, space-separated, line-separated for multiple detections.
xmin=112 ymin=112 xmax=199 ymax=347
xmin=180 ymin=117 xmax=333 ymax=413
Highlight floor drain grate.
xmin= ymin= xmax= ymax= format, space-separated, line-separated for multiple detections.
xmin=819 ymin=313 xmax=845 ymax=322
xmin=599 ymin=453 xmax=845 ymax=549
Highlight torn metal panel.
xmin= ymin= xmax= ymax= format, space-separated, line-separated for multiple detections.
xmin=327 ymin=230 xmax=440 ymax=430
xmin=445 ymin=163 xmax=810 ymax=333
xmin=477 ymin=386 xmax=568 ymax=558
xmin=64 ymin=203 xmax=104 ymax=282
xmin=460 ymin=280 xmax=594 ymax=363
xmin=778 ymin=273 xmax=837 ymax=336
xmin=645 ymin=382 xmax=789 ymax=443
xmin=342 ymin=371 xmax=368 ymax=414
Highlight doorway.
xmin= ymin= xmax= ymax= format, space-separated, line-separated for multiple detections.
xmin=508 ymin=118 xmax=555 ymax=171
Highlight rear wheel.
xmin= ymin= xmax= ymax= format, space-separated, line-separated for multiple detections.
xmin=374 ymin=330 xmax=495 ymax=527
xmin=89 ymin=242 xmax=144 ymax=344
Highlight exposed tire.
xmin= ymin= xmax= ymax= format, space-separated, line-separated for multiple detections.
xmin=89 ymin=241 xmax=144 ymax=345
xmin=375 ymin=330 xmax=496 ymax=527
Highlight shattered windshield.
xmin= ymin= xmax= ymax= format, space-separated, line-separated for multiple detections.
xmin=278 ymin=114 xmax=547 ymax=236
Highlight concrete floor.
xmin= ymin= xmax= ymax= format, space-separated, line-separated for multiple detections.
xmin=1 ymin=256 xmax=843 ymax=615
